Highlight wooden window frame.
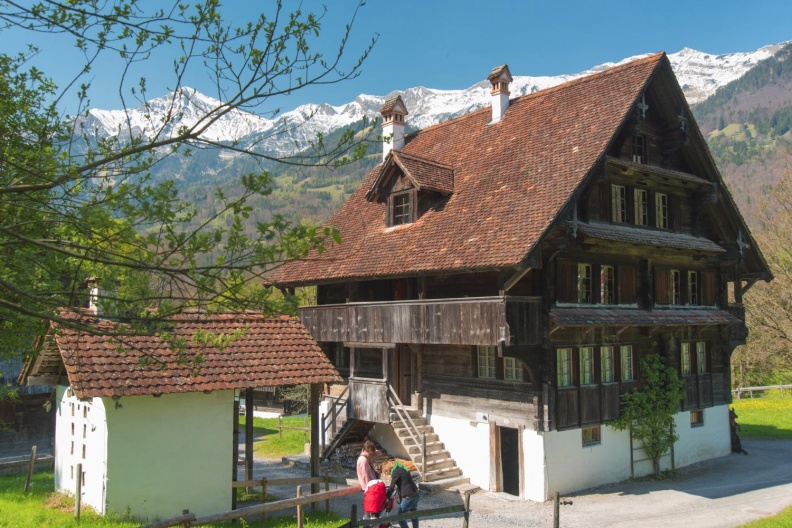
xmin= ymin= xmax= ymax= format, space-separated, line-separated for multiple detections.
xmin=696 ymin=342 xmax=708 ymax=374
xmin=477 ymin=345 xmax=497 ymax=379
xmin=577 ymin=263 xmax=592 ymax=304
xmin=600 ymin=265 xmax=615 ymax=305
xmin=655 ymin=192 xmax=668 ymax=229
xmin=632 ymin=135 xmax=646 ymax=164
xmin=389 ymin=190 xmax=415 ymax=226
xmin=557 ymin=348 xmax=573 ymax=387
xmin=582 ymin=425 xmax=602 ymax=446
xmin=611 ymin=184 xmax=627 ymax=223
xmin=690 ymin=409 xmax=704 ymax=427
xmin=634 ymin=188 xmax=649 ymax=226
xmin=600 ymin=346 xmax=615 ymax=383
xmin=681 ymin=342 xmax=693 ymax=376
xmin=687 ymin=271 xmax=699 ymax=305
xmin=579 ymin=347 xmax=595 ymax=386
xmin=670 ymin=269 xmax=682 ymax=305
xmin=504 ymin=357 xmax=524 ymax=381
xmin=620 ymin=345 xmax=634 ymax=382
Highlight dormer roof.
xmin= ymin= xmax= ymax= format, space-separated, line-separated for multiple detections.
xmin=366 ymin=151 xmax=454 ymax=201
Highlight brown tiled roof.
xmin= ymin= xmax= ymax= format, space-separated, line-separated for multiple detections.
xmin=272 ymin=53 xmax=666 ymax=286
xmin=25 ymin=310 xmax=340 ymax=399
xmin=575 ymin=222 xmax=725 ymax=253
xmin=550 ymin=307 xmax=741 ymax=327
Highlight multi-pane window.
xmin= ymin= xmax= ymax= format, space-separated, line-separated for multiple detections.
xmin=688 ymin=271 xmax=699 ymax=305
xmin=582 ymin=425 xmax=602 ymax=446
xmin=577 ymin=263 xmax=592 ymax=304
xmin=611 ymin=185 xmax=627 ymax=223
xmin=670 ymin=270 xmax=682 ymax=305
xmin=655 ymin=192 xmax=668 ymax=229
xmin=504 ymin=357 xmax=523 ymax=381
xmin=601 ymin=346 xmax=614 ymax=383
xmin=634 ymin=188 xmax=649 ymax=225
xmin=392 ymin=193 xmax=411 ymax=225
xmin=696 ymin=342 xmax=707 ymax=374
xmin=600 ymin=265 xmax=615 ymax=305
xmin=620 ymin=345 xmax=634 ymax=381
xmin=477 ymin=346 xmax=496 ymax=379
xmin=632 ymin=135 xmax=646 ymax=164
xmin=579 ymin=347 xmax=594 ymax=385
xmin=557 ymin=348 xmax=573 ymax=387
xmin=681 ymin=342 xmax=692 ymax=375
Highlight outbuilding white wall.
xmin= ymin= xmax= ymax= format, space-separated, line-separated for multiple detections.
xmin=102 ymin=390 xmax=234 ymax=521
xmin=674 ymin=405 xmax=731 ymax=466
xmin=54 ymin=385 xmax=109 ymax=514
xmin=427 ymin=414 xmax=491 ymax=489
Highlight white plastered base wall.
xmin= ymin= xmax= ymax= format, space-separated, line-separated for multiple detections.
xmin=429 ymin=403 xmax=733 ymax=502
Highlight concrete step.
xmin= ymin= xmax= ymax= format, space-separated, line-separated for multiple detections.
xmin=401 ymin=433 xmax=439 ymax=445
xmin=406 ymin=441 xmax=445 ymax=453
xmin=410 ymin=448 xmax=451 ymax=464
xmin=423 ymin=466 xmax=462 ymax=482
xmin=394 ymin=424 xmax=433 ymax=437
xmin=422 ymin=457 xmax=456 ymax=472
xmin=391 ymin=416 xmax=428 ymax=428
xmin=419 ymin=475 xmax=471 ymax=492
xmin=447 ymin=482 xmax=481 ymax=495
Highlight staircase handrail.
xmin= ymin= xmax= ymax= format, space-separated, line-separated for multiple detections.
xmin=387 ymin=385 xmax=425 ymax=478
xmin=321 ymin=385 xmax=349 ymax=448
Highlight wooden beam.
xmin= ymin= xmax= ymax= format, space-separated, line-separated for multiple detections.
xmin=310 ymin=383 xmax=321 ymax=500
xmin=245 ymin=388 xmax=254 ymax=485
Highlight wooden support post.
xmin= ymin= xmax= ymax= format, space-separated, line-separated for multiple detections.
xmin=24 ymin=445 xmax=36 ymax=493
xmin=422 ymin=434 xmax=427 ymax=476
xmin=262 ymin=478 xmax=268 ymax=521
xmin=350 ymin=504 xmax=358 ymax=527
xmin=462 ymin=492 xmax=471 ymax=528
xmin=296 ymin=486 xmax=304 ymax=528
xmin=310 ymin=383 xmax=321 ymax=504
xmin=553 ymin=491 xmax=560 ymax=528
xmin=303 ymin=415 xmax=308 ymax=444
xmin=324 ymin=474 xmax=330 ymax=514
xmin=181 ymin=509 xmax=191 ymax=528
xmin=245 ymin=388 xmax=254 ymax=492
xmin=232 ymin=399 xmax=239 ymax=511
xmin=75 ymin=463 xmax=82 ymax=520
xmin=278 ymin=415 xmax=283 ymax=439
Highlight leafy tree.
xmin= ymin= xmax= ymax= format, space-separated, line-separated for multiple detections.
xmin=740 ymin=160 xmax=792 ymax=386
xmin=0 ymin=0 xmax=377 ymax=357
xmin=612 ymin=354 xmax=685 ymax=476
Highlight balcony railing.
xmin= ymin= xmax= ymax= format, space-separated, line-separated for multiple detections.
xmin=299 ymin=296 xmax=542 ymax=347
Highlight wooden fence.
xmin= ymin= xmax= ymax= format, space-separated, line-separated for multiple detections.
xmin=732 ymin=384 xmax=792 ymax=399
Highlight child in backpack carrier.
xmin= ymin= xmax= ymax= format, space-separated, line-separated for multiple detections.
xmin=362 ymin=479 xmax=394 ymax=528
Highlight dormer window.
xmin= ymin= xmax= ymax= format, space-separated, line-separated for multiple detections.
xmin=390 ymin=191 xmax=414 ymax=226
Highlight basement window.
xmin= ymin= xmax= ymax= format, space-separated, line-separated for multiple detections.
xmin=582 ymin=426 xmax=601 ymax=447
xmin=690 ymin=409 xmax=704 ymax=427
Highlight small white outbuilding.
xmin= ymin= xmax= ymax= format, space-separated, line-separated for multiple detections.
xmin=19 ymin=309 xmax=340 ymax=521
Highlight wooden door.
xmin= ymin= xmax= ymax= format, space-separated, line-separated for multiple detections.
xmin=499 ymin=426 xmax=520 ymax=496
xmin=389 ymin=345 xmax=413 ymax=406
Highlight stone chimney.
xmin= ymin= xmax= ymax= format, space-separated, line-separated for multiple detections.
xmin=380 ymin=95 xmax=408 ymax=161
xmin=86 ymin=276 xmax=102 ymax=316
xmin=488 ymin=64 xmax=513 ymax=123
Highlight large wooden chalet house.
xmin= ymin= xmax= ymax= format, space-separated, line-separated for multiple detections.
xmin=272 ymin=53 xmax=771 ymax=500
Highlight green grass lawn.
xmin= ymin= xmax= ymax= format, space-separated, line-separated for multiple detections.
xmin=730 ymin=391 xmax=792 ymax=440
xmin=239 ymin=414 xmax=312 ymax=459
xmin=738 ymin=505 xmax=792 ymax=528
xmin=0 ymin=472 xmax=344 ymax=527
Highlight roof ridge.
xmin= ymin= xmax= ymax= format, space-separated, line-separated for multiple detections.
xmin=393 ymin=150 xmax=454 ymax=169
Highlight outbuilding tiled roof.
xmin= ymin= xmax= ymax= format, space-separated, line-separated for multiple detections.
xmin=23 ymin=310 xmax=340 ymax=399
xmin=272 ymin=53 xmax=667 ymax=286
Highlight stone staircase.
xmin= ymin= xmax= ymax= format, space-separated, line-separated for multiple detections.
xmin=390 ymin=409 xmax=478 ymax=494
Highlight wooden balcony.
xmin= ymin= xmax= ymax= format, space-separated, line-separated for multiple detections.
xmin=299 ymin=296 xmax=542 ymax=347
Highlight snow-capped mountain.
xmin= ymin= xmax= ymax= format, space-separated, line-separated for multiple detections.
xmin=82 ymin=41 xmax=790 ymax=156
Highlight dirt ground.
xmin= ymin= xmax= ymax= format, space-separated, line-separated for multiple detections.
xmin=240 ymin=437 xmax=792 ymax=527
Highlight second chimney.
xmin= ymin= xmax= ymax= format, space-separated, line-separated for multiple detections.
xmin=488 ymin=64 xmax=513 ymax=123
xmin=380 ymin=95 xmax=409 ymax=161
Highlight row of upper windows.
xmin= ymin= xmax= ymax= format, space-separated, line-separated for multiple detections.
xmin=557 ymin=262 xmax=717 ymax=307
xmin=557 ymin=345 xmax=634 ymax=387
xmin=557 ymin=341 xmax=709 ymax=388
xmin=611 ymin=184 xmax=671 ymax=229
xmin=477 ymin=346 xmax=523 ymax=381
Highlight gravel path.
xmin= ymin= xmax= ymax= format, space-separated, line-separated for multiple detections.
xmin=238 ymin=438 xmax=792 ymax=527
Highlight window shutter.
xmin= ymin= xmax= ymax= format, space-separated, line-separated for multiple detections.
xmin=654 ymin=268 xmax=670 ymax=304
xmin=701 ymin=271 xmax=717 ymax=306
xmin=618 ymin=266 xmax=636 ymax=304
xmin=557 ymin=261 xmax=578 ymax=303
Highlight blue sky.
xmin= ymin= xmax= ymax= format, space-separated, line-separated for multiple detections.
xmin=10 ymin=0 xmax=792 ymax=112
